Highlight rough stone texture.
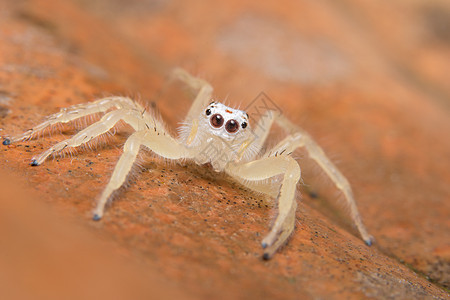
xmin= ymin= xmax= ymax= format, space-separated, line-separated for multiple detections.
xmin=0 ymin=0 xmax=449 ymax=299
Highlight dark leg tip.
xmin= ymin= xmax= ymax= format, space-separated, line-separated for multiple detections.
xmin=365 ymin=239 xmax=373 ymax=247
xmin=262 ymin=253 xmax=271 ymax=261
xmin=2 ymin=139 xmax=11 ymax=146
xmin=261 ymin=242 xmax=268 ymax=249
xmin=92 ymin=214 xmax=102 ymax=221
xmin=309 ymin=191 xmax=319 ymax=199
xmin=30 ymin=160 xmax=39 ymax=166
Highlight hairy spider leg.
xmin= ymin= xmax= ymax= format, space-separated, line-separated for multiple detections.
xmin=93 ymin=130 xmax=194 ymax=220
xmin=269 ymin=114 xmax=374 ymax=245
xmin=30 ymin=108 xmax=149 ymax=166
xmin=172 ymin=68 xmax=213 ymax=125
xmin=245 ymin=110 xmax=277 ymax=161
xmin=2 ymin=97 xmax=143 ymax=145
xmin=226 ymin=156 xmax=301 ymax=259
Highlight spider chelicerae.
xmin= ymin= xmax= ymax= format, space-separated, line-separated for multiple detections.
xmin=2 ymin=68 xmax=373 ymax=259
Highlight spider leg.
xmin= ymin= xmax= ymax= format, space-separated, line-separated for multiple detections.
xmin=226 ymin=156 xmax=301 ymax=259
xmin=2 ymin=97 xmax=143 ymax=145
xmin=269 ymin=115 xmax=374 ymax=246
xmin=93 ymin=129 xmax=193 ymax=220
xmin=244 ymin=110 xmax=277 ymax=161
xmin=30 ymin=109 xmax=148 ymax=166
xmin=172 ymin=68 xmax=213 ymax=125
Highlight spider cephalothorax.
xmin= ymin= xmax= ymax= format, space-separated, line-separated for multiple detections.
xmin=1 ymin=68 xmax=373 ymax=259
xmin=180 ymin=101 xmax=257 ymax=171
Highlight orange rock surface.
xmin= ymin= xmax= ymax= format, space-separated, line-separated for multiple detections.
xmin=0 ymin=0 xmax=449 ymax=299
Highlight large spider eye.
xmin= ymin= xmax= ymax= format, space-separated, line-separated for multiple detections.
xmin=210 ymin=114 xmax=224 ymax=128
xmin=205 ymin=108 xmax=211 ymax=116
xmin=225 ymin=119 xmax=239 ymax=133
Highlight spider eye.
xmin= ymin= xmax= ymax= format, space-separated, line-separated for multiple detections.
xmin=210 ymin=114 xmax=224 ymax=128
xmin=225 ymin=119 xmax=239 ymax=133
xmin=205 ymin=108 xmax=211 ymax=116
xmin=241 ymin=122 xmax=247 ymax=129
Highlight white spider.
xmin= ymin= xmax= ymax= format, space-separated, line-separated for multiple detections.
xmin=2 ymin=68 xmax=373 ymax=259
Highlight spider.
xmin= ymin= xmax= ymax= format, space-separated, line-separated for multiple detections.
xmin=2 ymin=68 xmax=373 ymax=259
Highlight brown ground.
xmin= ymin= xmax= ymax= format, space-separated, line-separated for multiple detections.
xmin=0 ymin=0 xmax=449 ymax=299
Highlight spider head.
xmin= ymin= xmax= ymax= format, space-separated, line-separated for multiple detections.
xmin=183 ymin=101 xmax=256 ymax=170
xmin=201 ymin=102 xmax=249 ymax=141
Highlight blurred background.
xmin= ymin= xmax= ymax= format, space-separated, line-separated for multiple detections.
xmin=0 ymin=0 xmax=449 ymax=299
